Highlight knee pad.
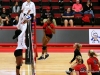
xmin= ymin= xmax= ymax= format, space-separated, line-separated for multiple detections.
xmin=42 ymin=46 xmax=47 ymax=50
xmin=69 ymin=68 xmax=74 ymax=72
xmin=16 ymin=65 xmax=21 ymax=69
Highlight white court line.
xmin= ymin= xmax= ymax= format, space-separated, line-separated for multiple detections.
xmin=0 ymin=70 xmax=100 ymax=72
xmin=0 ymin=70 xmax=67 ymax=72
xmin=28 ymin=65 xmax=30 ymax=75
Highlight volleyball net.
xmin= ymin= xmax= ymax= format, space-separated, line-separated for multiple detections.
xmin=25 ymin=21 xmax=38 ymax=75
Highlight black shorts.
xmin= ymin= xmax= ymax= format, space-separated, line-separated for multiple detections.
xmin=64 ymin=18 xmax=73 ymax=21
xmin=14 ymin=49 xmax=23 ymax=57
xmin=46 ymin=34 xmax=53 ymax=38
xmin=92 ymin=71 xmax=100 ymax=75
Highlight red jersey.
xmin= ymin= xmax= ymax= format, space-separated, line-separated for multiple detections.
xmin=87 ymin=57 xmax=99 ymax=72
xmin=74 ymin=64 xmax=87 ymax=75
xmin=43 ymin=22 xmax=55 ymax=34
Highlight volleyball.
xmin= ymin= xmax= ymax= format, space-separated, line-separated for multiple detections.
xmin=25 ymin=14 xmax=31 ymax=20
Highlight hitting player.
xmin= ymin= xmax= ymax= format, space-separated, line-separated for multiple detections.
xmin=13 ymin=11 xmax=31 ymax=75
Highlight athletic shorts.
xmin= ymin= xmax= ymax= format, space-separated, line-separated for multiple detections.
xmin=14 ymin=49 xmax=23 ymax=57
xmin=92 ymin=71 xmax=100 ymax=75
xmin=46 ymin=34 xmax=53 ymax=38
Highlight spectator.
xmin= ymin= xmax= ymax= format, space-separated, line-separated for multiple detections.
xmin=12 ymin=1 xmax=20 ymax=13
xmin=41 ymin=7 xmax=57 ymax=26
xmin=72 ymin=0 xmax=83 ymax=14
xmin=0 ymin=8 xmax=9 ymax=19
xmin=84 ymin=0 xmax=94 ymax=18
xmin=0 ymin=16 xmax=4 ymax=26
xmin=62 ymin=8 xmax=74 ymax=27
xmin=70 ymin=0 xmax=82 ymax=3
xmin=3 ymin=16 xmax=12 ymax=26
xmin=13 ymin=16 xmax=19 ymax=26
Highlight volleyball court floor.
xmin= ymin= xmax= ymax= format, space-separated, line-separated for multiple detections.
xmin=0 ymin=47 xmax=100 ymax=75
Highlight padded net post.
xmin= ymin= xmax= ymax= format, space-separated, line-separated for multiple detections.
xmin=25 ymin=20 xmax=37 ymax=75
xmin=25 ymin=21 xmax=33 ymax=64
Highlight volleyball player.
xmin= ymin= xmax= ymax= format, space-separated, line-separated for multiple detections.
xmin=38 ymin=17 xmax=55 ymax=60
xmin=87 ymin=50 xmax=100 ymax=75
xmin=13 ymin=12 xmax=31 ymax=75
xmin=71 ymin=55 xmax=87 ymax=75
xmin=66 ymin=43 xmax=83 ymax=75
xmin=17 ymin=9 xmax=31 ymax=48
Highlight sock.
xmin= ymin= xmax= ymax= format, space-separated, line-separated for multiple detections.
xmin=45 ymin=53 xmax=48 ymax=55
xmin=41 ymin=54 xmax=44 ymax=57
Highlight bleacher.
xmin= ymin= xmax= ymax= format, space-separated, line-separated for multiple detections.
xmin=0 ymin=0 xmax=100 ymax=26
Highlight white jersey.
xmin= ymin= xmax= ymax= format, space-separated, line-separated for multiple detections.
xmin=16 ymin=13 xmax=31 ymax=50
xmin=16 ymin=23 xmax=27 ymax=50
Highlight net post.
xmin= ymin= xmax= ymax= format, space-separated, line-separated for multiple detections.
xmin=25 ymin=21 xmax=33 ymax=64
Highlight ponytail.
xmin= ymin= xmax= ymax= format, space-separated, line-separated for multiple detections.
xmin=88 ymin=50 xmax=98 ymax=57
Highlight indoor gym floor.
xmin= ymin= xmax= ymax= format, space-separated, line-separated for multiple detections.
xmin=0 ymin=47 xmax=100 ymax=75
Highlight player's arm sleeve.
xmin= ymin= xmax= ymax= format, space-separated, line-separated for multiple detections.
xmin=33 ymin=3 xmax=36 ymax=17
xmin=70 ymin=52 xmax=76 ymax=63
xmin=19 ymin=24 xmax=27 ymax=37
